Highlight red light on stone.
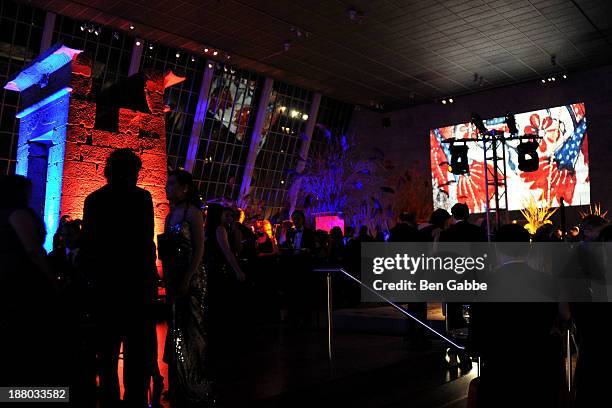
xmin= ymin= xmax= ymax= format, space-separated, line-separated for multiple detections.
xmin=60 ymin=56 xmax=180 ymax=275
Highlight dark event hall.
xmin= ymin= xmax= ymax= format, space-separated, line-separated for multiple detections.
xmin=1 ymin=0 xmax=612 ymax=407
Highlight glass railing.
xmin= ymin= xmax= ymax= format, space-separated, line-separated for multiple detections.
xmin=314 ymin=267 xmax=466 ymax=364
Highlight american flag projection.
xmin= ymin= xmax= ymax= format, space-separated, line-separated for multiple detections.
xmin=430 ymin=103 xmax=590 ymax=213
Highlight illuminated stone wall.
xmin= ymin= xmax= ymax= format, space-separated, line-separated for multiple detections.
xmin=61 ymin=54 xmax=169 ymax=245
xmin=6 ymin=44 xmax=173 ymax=252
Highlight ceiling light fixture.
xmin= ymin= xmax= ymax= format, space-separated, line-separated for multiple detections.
xmin=129 ymin=24 xmax=135 ymax=30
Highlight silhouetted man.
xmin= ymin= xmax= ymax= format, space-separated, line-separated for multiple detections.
xmin=389 ymin=212 xmax=419 ymax=242
xmin=471 ymin=224 xmax=561 ymax=408
xmin=80 ymin=149 xmax=156 ymax=407
xmin=440 ymin=203 xmax=485 ymax=242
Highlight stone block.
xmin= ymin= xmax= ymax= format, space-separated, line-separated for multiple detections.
xmin=66 ymin=125 xmax=92 ymax=143
xmin=118 ymin=109 xmax=142 ymax=135
xmin=68 ymin=99 xmax=96 ymax=128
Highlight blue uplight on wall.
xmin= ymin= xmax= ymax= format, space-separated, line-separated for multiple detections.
xmin=5 ymin=43 xmax=81 ymax=252
xmin=15 ymin=89 xmax=71 ymax=252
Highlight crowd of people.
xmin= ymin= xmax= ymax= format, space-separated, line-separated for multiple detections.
xmin=0 ymin=148 xmax=368 ymax=407
xmin=1 ymin=147 xmax=611 ymax=407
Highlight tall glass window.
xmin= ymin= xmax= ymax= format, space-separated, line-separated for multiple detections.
xmin=141 ymin=42 xmax=205 ymax=169
xmin=192 ymin=65 xmax=261 ymax=202
xmin=0 ymin=0 xmax=45 ymax=175
xmin=310 ymin=95 xmax=354 ymax=155
xmin=250 ymin=82 xmax=312 ymax=218
xmin=52 ymin=14 xmax=132 ymax=97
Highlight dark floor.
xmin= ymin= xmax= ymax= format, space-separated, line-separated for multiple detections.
xmin=116 ymin=305 xmax=473 ymax=407
xmin=208 ymin=326 xmax=473 ymax=407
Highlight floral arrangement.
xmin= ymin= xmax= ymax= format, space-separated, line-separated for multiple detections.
xmin=520 ymin=195 xmax=557 ymax=234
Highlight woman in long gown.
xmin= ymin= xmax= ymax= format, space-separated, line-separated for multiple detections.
xmin=160 ymin=170 xmax=213 ymax=407
xmin=204 ymin=205 xmax=246 ymax=381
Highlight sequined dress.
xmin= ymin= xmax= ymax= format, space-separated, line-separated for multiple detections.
xmin=162 ymin=210 xmax=214 ymax=407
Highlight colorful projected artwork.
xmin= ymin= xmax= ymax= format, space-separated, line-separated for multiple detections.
xmin=208 ymin=75 xmax=256 ymax=141
xmin=430 ymin=103 xmax=589 ymax=213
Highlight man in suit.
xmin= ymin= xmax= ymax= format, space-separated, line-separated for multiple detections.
xmin=286 ymin=210 xmax=315 ymax=254
xmin=80 ymin=148 xmax=157 ymax=407
xmin=440 ymin=203 xmax=486 ymax=243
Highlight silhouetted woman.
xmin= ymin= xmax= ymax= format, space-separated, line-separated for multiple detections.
xmin=0 ymin=175 xmax=59 ymax=386
xmin=160 ymin=169 xmax=212 ymax=407
xmin=204 ymin=204 xmax=246 ymax=381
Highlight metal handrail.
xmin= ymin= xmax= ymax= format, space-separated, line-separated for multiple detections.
xmin=315 ymin=267 xmax=466 ymax=362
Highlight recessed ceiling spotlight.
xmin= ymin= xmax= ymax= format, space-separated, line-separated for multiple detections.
xmin=208 ymin=63 xmax=213 ymax=69
xmin=541 ymin=79 xmax=546 ymax=83
xmin=551 ymin=77 xmax=556 ymax=81
xmin=213 ymin=50 xmax=218 ymax=56
xmin=191 ymin=56 xmax=195 ymax=62
xmin=441 ymin=99 xmax=447 ymax=105
xmin=129 ymin=24 xmax=135 ymax=30
xmin=204 ymin=48 xmax=209 ymax=53
xmin=149 ymin=44 xmax=154 ymax=50
xmin=563 ymin=74 xmax=567 ymax=79
xmin=449 ymin=98 xmax=454 ymax=103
